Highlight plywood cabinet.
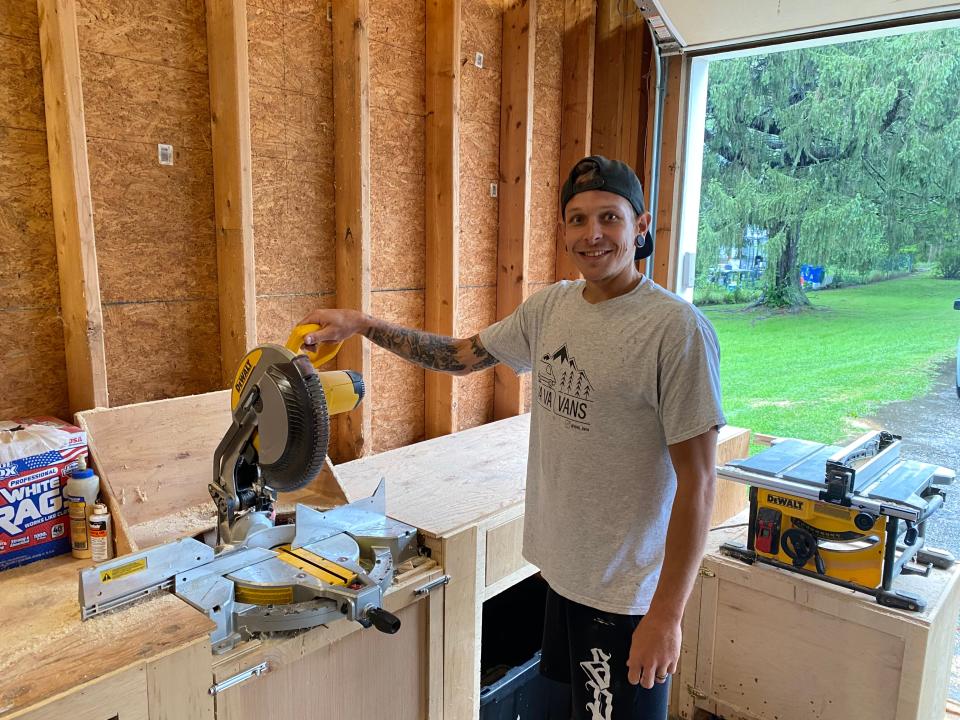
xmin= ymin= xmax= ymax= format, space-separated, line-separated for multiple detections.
xmin=211 ymin=566 xmax=446 ymax=720
xmin=675 ymin=517 xmax=960 ymax=720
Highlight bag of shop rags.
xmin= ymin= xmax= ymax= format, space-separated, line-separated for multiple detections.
xmin=0 ymin=418 xmax=88 ymax=571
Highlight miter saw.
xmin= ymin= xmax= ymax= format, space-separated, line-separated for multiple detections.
xmin=79 ymin=326 xmax=420 ymax=652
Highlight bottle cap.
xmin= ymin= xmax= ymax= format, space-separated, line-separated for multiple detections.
xmin=72 ymin=465 xmax=95 ymax=479
xmin=92 ymin=503 xmax=108 ymax=515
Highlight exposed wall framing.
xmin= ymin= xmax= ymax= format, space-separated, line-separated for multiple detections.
xmin=368 ymin=0 xmax=427 ymax=453
xmin=455 ymin=0 xmax=503 ymax=432
xmin=424 ymin=0 xmax=461 ymax=439
xmin=206 ymin=0 xmax=256 ymax=386
xmin=0 ymin=0 xmax=69 ymax=419
xmin=77 ymin=0 xmax=221 ymax=407
xmin=591 ymin=1 xmax=652 ymax=180
xmin=555 ymin=0 xmax=595 ymax=281
xmin=4 ymin=0 xmax=670 ymax=463
xmin=37 ymin=0 xmax=109 ymax=414
xmin=652 ymin=54 xmax=684 ymax=292
xmin=333 ymin=0 xmax=373 ymax=459
xmin=493 ymin=0 xmax=536 ymax=421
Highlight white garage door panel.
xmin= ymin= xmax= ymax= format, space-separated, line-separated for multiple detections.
xmin=651 ymin=0 xmax=960 ymax=50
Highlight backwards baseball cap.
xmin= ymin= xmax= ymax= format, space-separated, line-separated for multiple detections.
xmin=560 ymin=155 xmax=653 ymax=261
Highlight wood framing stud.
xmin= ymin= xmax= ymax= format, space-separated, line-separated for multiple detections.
xmin=424 ymin=0 xmax=461 ymax=439
xmin=556 ymin=0 xmax=596 ymax=281
xmin=332 ymin=0 xmax=372 ymax=459
xmin=494 ymin=0 xmax=536 ymax=421
xmin=653 ymin=55 xmax=683 ymax=291
xmin=590 ymin=0 xmax=625 ymax=161
xmin=206 ymin=0 xmax=257 ymax=386
xmin=38 ymin=0 xmax=109 ymax=412
xmin=621 ymin=8 xmax=651 ymax=185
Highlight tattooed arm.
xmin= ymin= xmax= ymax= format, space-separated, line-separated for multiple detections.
xmin=298 ymin=308 xmax=499 ymax=376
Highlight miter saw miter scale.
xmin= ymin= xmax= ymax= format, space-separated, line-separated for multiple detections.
xmin=718 ymin=430 xmax=955 ymax=611
xmin=79 ymin=326 xmax=421 ymax=653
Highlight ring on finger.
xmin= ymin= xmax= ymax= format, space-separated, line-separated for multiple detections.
xmin=655 ymin=673 xmax=669 ymax=682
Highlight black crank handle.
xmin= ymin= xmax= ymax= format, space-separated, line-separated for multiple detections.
xmin=364 ymin=606 xmax=401 ymax=634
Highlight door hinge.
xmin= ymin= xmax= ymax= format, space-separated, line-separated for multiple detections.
xmin=209 ymin=662 xmax=268 ymax=696
xmin=698 ymin=567 xmax=716 ymax=578
xmin=686 ymin=684 xmax=708 ymax=699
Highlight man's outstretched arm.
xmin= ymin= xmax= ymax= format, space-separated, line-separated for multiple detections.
xmin=299 ymin=308 xmax=499 ymax=376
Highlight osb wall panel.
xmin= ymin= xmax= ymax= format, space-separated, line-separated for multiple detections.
xmin=75 ymin=0 xmax=208 ymax=73
xmin=455 ymin=286 xmax=496 ymax=431
xmin=530 ymin=0 xmax=562 ymax=285
xmin=369 ymin=0 xmax=425 ymax=451
xmin=456 ymin=0 xmax=502 ymax=432
xmin=520 ymin=0 xmax=563 ymax=428
xmin=370 ymin=291 xmax=425 ymax=453
xmin=0 ymin=3 xmax=69 ymax=419
xmin=247 ymin=0 xmax=337 ymax=358
xmin=77 ymin=0 xmax=220 ymax=407
xmin=102 ymin=302 xmax=222 ymax=407
xmin=87 ymin=139 xmax=216 ymax=303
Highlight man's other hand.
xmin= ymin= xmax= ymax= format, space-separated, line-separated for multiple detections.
xmin=626 ymin=611 xmax=681 ymax=689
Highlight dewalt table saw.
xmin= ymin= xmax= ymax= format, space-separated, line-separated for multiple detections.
xmin=718 ymin=430 xmax=955 ymax=610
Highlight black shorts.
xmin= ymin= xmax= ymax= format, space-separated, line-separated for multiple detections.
xmin=540 ymin=585 xmax=670 ymax=720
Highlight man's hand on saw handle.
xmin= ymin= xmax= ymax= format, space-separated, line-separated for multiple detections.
xmin=299 ymin=309 xmax=370 ymax=345
xmin=298 ymin=309 xmax=500 ymax=376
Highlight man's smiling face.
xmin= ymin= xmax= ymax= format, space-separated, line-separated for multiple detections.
xmin=563 ymin=190 xmax=647 ymax=285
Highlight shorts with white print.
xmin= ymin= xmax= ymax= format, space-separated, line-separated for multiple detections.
xmin=540 ymin=585 xmax=670 ymax=720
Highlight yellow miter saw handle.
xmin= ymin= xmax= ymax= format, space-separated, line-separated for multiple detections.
xmin=285 ymin=324 xmax=363 ymax=416
xmin=286 ymin=323 xmax=342 ymax=367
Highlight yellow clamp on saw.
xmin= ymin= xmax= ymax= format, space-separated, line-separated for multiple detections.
xmin=79 ymin=325 xmax=420 ymax=653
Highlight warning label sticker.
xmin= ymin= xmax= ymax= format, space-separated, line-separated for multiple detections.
xmin=100 ymin=557 xmax=147 ymax=583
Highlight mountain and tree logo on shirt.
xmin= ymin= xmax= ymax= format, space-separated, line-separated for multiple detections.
xmin=536 ymin=344 xmax=593 ymax=428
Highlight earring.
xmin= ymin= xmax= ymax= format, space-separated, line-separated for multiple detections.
xmin=635 ymin=235 xmax=644 ymax=248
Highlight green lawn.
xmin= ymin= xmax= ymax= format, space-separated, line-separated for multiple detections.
xmin=701 ymin=274 xmax=960 ymax=444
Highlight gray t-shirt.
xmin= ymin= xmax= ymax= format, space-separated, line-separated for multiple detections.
xmin=479 ymin=277 xmax=725 ymax=614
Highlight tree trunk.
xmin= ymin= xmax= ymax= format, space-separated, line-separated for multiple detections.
xmin=763 ymin=224 xmax=810 ymax=308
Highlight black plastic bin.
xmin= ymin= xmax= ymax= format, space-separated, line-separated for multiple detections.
xmin=479 ymin=575 xmax=572 ymax=719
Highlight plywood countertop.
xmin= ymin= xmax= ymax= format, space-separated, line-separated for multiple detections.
xmin=335 ymin=417 xmax=751 ymax=539
xmin=0 ymin=553 xmax=214 ymax=717
xmin=336 ymin=414 xmax=532 ymax=539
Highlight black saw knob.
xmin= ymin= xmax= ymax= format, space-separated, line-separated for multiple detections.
xmin=365 ymin=606 xmax=401 ymax=634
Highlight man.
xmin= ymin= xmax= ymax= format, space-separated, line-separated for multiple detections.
xmin=300 ymin=156 xmax=725 ymax=719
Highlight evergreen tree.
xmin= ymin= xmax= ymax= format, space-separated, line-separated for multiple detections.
xmin=700 ymin=27 xmax=960 ymax=307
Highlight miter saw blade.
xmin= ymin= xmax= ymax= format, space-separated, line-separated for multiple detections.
xmin=257 ymin=355 xmax=330 ymax=492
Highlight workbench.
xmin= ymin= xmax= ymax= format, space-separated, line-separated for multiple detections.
xmin=675 ymin=512 xmax=960 ymax=720
xmin=0 ymin=391 xmax=750 ymax=720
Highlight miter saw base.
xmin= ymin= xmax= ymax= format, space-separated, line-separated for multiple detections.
xmin=79 ymin=481 xmax=418 ymax=653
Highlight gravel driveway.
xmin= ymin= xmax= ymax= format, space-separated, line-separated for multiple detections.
xmin=866 ymin=360 xmax=960 ymax=701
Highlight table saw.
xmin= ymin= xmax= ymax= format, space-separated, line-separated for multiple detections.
xmin=718 ymin=430 xmax=954 ymax=610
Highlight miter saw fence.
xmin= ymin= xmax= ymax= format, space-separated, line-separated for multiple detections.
xmin=79 ymin=327 xmax=420 ymax=653
xmin=718 ymin=430 xmax=955 ymax=611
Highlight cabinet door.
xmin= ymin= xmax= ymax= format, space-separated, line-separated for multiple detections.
xmin=215 ymin=600 xmax=436 ymax=720
xmin=12 ymin=667 xmax=148 ymax=720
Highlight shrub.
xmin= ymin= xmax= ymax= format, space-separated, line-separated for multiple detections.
xmin=936 ymin=246 xmax=960 ymax=279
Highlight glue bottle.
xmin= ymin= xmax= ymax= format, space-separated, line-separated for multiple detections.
xmin=66 ymin=457 xmax=100 ymax=559
xmin=88 ymin=503 xmax=114 ymax=562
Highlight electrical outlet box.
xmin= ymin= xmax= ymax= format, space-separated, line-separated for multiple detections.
xmin=474 ymin=52 xmax=484 ymax=69
xmin=157 ymin=144 xmax=174 ymax=166
xmin=489 ymin=182 xmax=498 ymax=198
